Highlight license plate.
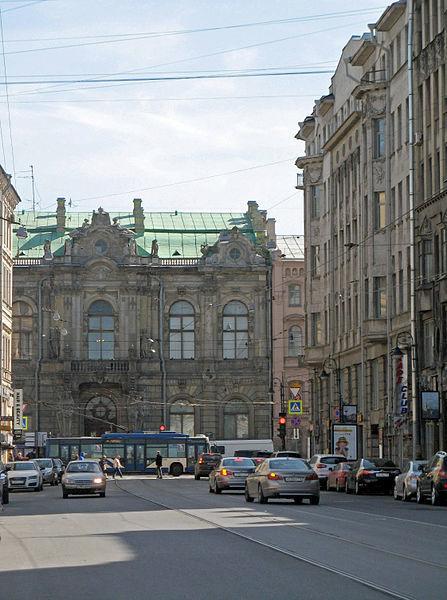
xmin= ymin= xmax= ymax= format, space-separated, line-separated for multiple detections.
xmin=234 ymin=473 xmax=248 ymax=477
xmin=376 ymin=473 xmax=389 ymax=478
xmin=11 ymin=478 xmax=25 ymax=484
xmin=285 ymin=477 xmax=303 ymax=482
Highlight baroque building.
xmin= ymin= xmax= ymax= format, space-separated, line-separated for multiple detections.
xmin=12 ymin=199 xmax=274 ymax=446
xmin=0 ymin=166 xmax=21 ymax=461
xmin=297 ymin=1 xmax=446 ymax=461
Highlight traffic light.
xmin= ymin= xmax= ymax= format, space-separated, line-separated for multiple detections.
xmin=159 ymin=424 xmax=166 ymax=432
xmin=277 ymin=413 xmax=286 ymax=439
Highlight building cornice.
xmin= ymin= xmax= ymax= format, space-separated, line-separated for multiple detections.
xmin=322 ymin=111 xmax=361 ymax=152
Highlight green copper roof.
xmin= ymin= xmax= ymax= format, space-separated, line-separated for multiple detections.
xmin=13 ymin=210 xmax=255 ymax=259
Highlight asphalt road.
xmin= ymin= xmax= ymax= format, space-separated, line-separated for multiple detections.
xmin=1 ymin=476 xmax=446 ymax=600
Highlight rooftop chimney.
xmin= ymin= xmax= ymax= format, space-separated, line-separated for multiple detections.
xmin=56 ymin=197 xmax=66 ymax=232
xmin=133 ymin=198 xmax=145 ymax=234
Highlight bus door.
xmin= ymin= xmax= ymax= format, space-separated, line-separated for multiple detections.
xmin=186 ymin=443 xmax=196 ymax=470
xmin=69 ymin=444 xmax=80 ymax=461
xmin=103 ymin=444 xmax=124 ymax=470
xmin=135 ymin=444 xmax=145 ymax=472
xmin=125 ymin=444 xmax=136 ymax=472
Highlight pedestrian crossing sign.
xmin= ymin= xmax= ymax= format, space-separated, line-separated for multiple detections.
xmin=288 ymin=400 xmax=303 ymax=415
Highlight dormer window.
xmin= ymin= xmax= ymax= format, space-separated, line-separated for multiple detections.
xmin=94 ymin=239 xmax=107 ymax=255
xmin=229 ymin=247 xmax=241 ymax=262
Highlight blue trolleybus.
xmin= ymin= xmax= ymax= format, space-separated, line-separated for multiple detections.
xmin=45 ymin=432 xmax=210 ymax=476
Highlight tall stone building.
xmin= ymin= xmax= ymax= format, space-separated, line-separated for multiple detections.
xmin=271 ymin=235 xmax=310 ymax=454
xmin=0 ymin=167 xmax=21 ymax=461
xmin=297 ymin=1 xmax=446 ymax=460
xmin=12 ymin=200 xmax=274 ymax=446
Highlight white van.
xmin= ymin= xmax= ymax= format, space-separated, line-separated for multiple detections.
xmin=210 ymin=439 xmax=274 ymax=458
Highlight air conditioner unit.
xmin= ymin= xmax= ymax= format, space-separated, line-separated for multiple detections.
xmin=413 ymin=132 xmax=423 ymax=145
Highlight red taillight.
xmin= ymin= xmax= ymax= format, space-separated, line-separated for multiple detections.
xmin=305 ymin=472 xmax=319 ymax=481
xmin=198 ymin=457 xmax=204 ymax=464
xmin=316 ymin=463 xmax=325 ymax=468
xmin=443 ymin=483 xmax=447 ymax=489
xmin=438 ymin=471 xmax=447 ymax=478
xmin=220 ymin=468 xmax=233 ymax=476
xmin=267 ymin=472 xmax=283 ymax=481
xmin=357 ymin=469 xmax=373 ymax=478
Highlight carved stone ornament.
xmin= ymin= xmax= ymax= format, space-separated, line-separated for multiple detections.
xmin=365 ymin=92 xmax=386 ymax=117
xmin=307 ymin=165 xmax=322 ymax=184
xmin=418 ymin=215 xmax=433 ymax=237
xmin=373 ymin=162 xmax=385 ymax=187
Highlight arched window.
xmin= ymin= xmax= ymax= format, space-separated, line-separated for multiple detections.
xmin=170 ymin=401 xmax=194 ymax=436
xmin=223 ymin=301 xmax=248 ymax=359
xmin=84 ymin=396 xmax=116 ymax=436
xmin=169 ymin=301 xmax=195 ymax=359
xmin=12 ymin=301 xmax=33 ymax=359
xmin=88 ymin=300 xmax=114 ymax=359
xmin=224 ymin=400 xmax=249 ymax=439
xmin=288 ymin=284 xmax=301 ymax=307
xmin=288 ymin=325 xmax=303 ymax=357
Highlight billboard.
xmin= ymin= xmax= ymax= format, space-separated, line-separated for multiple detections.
xmin=421 ymin=391 xmax=440 ymax=420
xmin=332 ymin=424 xmax=357 ymax=461
xmin=13 ymin=389 xmax=23 ymax=432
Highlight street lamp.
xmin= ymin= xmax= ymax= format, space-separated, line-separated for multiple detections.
xmin=391 ymin=331 xmax=420 ymax=460
xmin=319 ymin=356 xmax=343 ymax=424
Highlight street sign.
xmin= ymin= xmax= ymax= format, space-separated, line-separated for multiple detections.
xmin=290 ymin=416 xmax=301 ymax=427
xmin=292 ymin=428 xmax=300 ymax=440
xmin=24 ymin=432 xmax=36 ymax=447
xmin=288 ymin=399 xmax=303 ymax=415
xmin=21 ymin=416 xmax=28 ymax=430
xmin=13 ymin=389 xmax=23 ymax=432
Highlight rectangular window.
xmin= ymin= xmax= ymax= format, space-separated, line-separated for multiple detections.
xmin=396 ymin=32 xmax=401 ymax=67
xmin=423 ymin=320 xmax=434 ymax=367
xmin=311 ymin=313 xmax=322 ymax=346
xmin=390 ymin=187 xmax=396 ymax=223
xmin=373 ymin=192 xmax=386 ymax=231
xmin=373 ymin=118 xmax=385 ymax=158
xmin=371 ymin=360 xmax=380 ymax=410
xmin=397 ymin=181 xmax=403 ymax=220
xmin=310 ymin=185 xmax=321 ymax=219
xmin=373 ymin=277 xmax=387 ymax=318
xmin=364 ymin=278 xmax=369 ymax=319
xmin=419 ymin=239 xmax=433 ymax=283
xmin=441 ymin=228 xmax=447 ymax=274
xmin=288 ymin=284 xmax=301 ymax=307
xmin=311 ymin=245 xmax=321 ymax=276
xmin=406 ymin=246 xmax=411 ymax=310
xmin=398 ymin=268 xmax=404 ymax=314
xmin=397 ymin=105 xmax=402 ymax=148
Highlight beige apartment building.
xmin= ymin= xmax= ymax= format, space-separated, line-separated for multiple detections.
xmin=297 ymin=1 xmax=446 ymax=461
xmin=271 ymin=235 xmax=310 ymax=454
xmin=0 ymin=167 xmax=21 ymax=461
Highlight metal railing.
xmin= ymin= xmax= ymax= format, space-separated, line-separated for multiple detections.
xmin=70 ymin=360 xmax=129 ymax=373
xmin=360 ymin=69 xmax=387 ymax=84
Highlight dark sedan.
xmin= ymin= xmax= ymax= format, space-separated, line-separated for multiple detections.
xmin=416 ymin=451 xmax=447 ymax=506
xmin=345 ymin=458 xmax=400 ymax=495
xmin=194 ymin=453 xmax=222 ymax=479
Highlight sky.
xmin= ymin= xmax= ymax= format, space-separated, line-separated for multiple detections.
xmin=0 ymin=0 xmax=386 ymax=234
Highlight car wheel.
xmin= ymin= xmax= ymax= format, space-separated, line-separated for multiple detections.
xmin=393 ymin=485 xmax=400 ymax=500
xmin=62 ymin=490 xmax=68 ymax=499
xmin=2 ymin=489 xmax=9 ymax=505
xmin=431 ymin=486 xmax=439 ymax=506
xmin=215 ymin=482 xmax=222 ymax=494
xmin=34 ymin=486 xmax=40 ymax=493
xmin=416 ymin=485 xmax=424 ymax=504
xmin=245 ymin=487 xmax=254 ymax=503
xmin=170 ymin=463 xmax=183 ymax=477
xmin=355 ymin=480 xmax=361 ymax=495
xmin=402 ymin=486 xmax=410 ymax=502
xmin=194 ymin=474 xmax=200 ymax=481
xmin=309 ymin=496 xmax=320 ymax=505
xmin=345 ymin=480 xmax=352 ymax=494
xmin=99 ymin=492 xmax=106 ymax=498
xmin=293 ymin=497 xmax=303 ymax=504
xmin=258 ymin=485 xmax=268 ymax=504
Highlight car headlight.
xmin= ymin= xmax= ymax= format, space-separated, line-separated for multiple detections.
xmin=93 ymin=478 xmax=103 ymax=484
xmin=28 ymin=476 xmax=38 ymax=480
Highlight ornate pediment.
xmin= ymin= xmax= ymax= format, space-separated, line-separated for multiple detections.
xmin=201 ymin=226 xmax=266 ymax=268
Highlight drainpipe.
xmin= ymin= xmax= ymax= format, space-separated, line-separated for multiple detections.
xmin=159 ymin=278 xmax=167 ymax=426
xmin=407 ymin=0 xmax=421 ymax=460
xmin=267 ymin=267 xmax=273 ymax=440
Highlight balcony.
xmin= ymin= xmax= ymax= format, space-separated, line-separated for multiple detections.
xmin=353 ymin=69 xmax=387 ymax=99
xmin=363 ymin=319 xmax=387 ymax=344
xmin=70 ymin=360 xmax=129 ymax=373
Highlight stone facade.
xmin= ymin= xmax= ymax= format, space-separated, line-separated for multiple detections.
xmin=271 ymin=235 xmax=310 ymax=454
xmin=296 ymin=1 xmax=447 ymax=461
xmin=0 ymin=167 xmax=20 ymax=461
xmin=12 ymin=201 xmax=274 ymax=446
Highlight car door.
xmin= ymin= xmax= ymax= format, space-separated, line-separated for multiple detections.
xmin=349 ymin=461 xmax=360 ymax=490
xmin=421 ymin=456 xmax=436 ymax=494
xmin=248 ymin=463 xmax=263 ymax=495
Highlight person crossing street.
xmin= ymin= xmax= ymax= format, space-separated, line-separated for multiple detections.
xmin=155 ymin=451 xmax=163 ymax=479
xmin=113 ymin=455 xmax=124 ymax=479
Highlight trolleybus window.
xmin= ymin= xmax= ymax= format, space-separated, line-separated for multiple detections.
xmin=168 ymin=443 xmax=186 ymax=458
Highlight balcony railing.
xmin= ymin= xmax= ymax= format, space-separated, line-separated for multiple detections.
xmin=71 ymin=360 xmax=129 ymax=373
xmin=360 ymin=69 xmax=387 ymax=85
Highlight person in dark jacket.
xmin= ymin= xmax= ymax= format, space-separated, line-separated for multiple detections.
xmin=155 ymin=451 xmax=163 ymax=479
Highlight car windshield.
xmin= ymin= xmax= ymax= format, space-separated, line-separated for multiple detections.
xmin=413 ymin=461 xmax=427 ymax=471
xmin=8 ymin=462 xmax=36 ymax=471
xmin=203 ymin=455 xmax=220 ymax=462
xmin=222 ymin=458 xmax=255 ymax=468
xmin=269 ymin=459 xmax=310 ymax=471
xmin=320 ymin=456 xmax=347 ymax=464
xmin=364 ymin=459 xmax=397 ymax=469
xmin=66 ymin=462 xmax=101 ymax=473
xmin=35 ymin=459 xmax=53 ymax=468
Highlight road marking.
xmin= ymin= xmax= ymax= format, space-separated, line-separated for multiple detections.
xmin=115 ymin=480 xmax=416 ymax=600
xmin=320 ymin=504 xmax=447 ymax=529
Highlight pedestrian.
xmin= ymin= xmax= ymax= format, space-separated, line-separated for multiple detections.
xmin=15 ymin=451 xmax=23 ymax=461
xmin=155 ymin=451 xmax=163 ymax=479
xmin=99 ymin=455 xmax=108 ymax=478
xmin=113 ymin=455 xmax=123 ymax=479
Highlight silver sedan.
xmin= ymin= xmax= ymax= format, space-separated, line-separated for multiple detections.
xmin=393 ymin=460 xmax=427 ymax=501
xmin=209 ymin=457 xmax=256 ymax=493
xmin=245 ymin=457 xmax=320 ymax=505
xmin=62 ymin=460 xmax=106 ymax=498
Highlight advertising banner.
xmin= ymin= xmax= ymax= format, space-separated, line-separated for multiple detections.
xmin=421 ymin=391 xmax=440 ymax=420
xmin=13 ymin=389 xmax=23 ymax=432
xmin=395 ymin=354 xmax=408 ymax=415
xmin=332 ymin=424 xmax=357 ymax=461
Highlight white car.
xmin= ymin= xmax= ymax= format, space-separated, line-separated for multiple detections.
xmin=308 ymin=454 xmax=348 ymax=488
xmin=7 ymin=461 xmax=43 ymax=492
